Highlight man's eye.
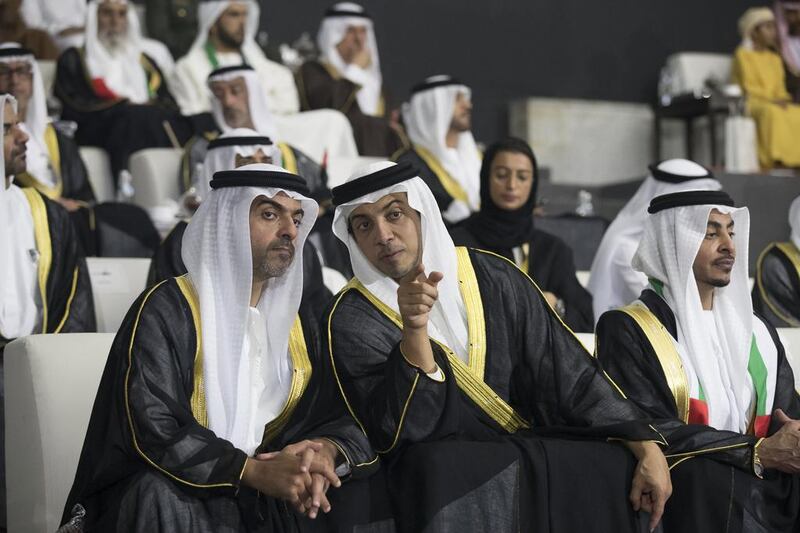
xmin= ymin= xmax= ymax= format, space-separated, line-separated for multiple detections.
xmin=388 ymin=211 xmax=402 ymax=220
xmin=706 ymin=233 xmax=717 ymax=238
xmin=357 ymin=221 xmax=370 ymax=231
xmin=293 ymin=218 xmax=302 ymax=227
xmin=262 ymin=211 xmax=277 ymax=220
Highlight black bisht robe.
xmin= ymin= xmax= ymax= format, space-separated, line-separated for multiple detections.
xmin=752 ymin=242 xmax=800 ymax=328
xmin=450 ymin=225 xmax=594 ymax=332
xmin=325 ymin=247 xmax=671 ymax=533
xmin=597 ymin=288 xmax=800 ymax=532
xmin=17 ymin=124 xmax=160 ymax=257
xmin=296 ymin=60 xmax=404 ymax=157
xmin=0 ymin=188 xmax=95 ymax=352
xmin=54 ymin=47 xmax=196 ymax=177
xmin=146 ymin=221 xmax=333 ymax=318
xmin=63 ymin=276 xmax=377 ymax=532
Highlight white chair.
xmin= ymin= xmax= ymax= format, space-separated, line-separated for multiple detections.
xmin=322 ymin=266 xmax=349 ymax=294
xmin=274 ymin=109 xmax=359 ymax=163
xmin=575 ymin=270 xmax=590 ymax=288
xmin=128 ymin=148 xmax=184 ymax=210
xmin=777 ymin=328 xmax=800 ymax=390
xmin=663 ymin=52 xmax=732 ymax=97
xmin=78 ymin=146 xmax=115 ymax=203
xmin=5 ymin=333 xmax=115 ymax=533
xmin=575 ymin=332 xmax=595 ymax=354
xmin=37 ymin=60 xmax=56 ymax=97
xmin=87 ymin=257 xmax=151 ymax=333
xmin=326 ymin=156 xmax=383 ymax=189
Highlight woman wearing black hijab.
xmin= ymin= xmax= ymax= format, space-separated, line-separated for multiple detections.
xmin=449 ymin=137 xmax=594 ymax=332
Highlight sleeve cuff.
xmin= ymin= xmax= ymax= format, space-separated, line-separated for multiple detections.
xmin=400 ymin=346 xmax=446 ymax=382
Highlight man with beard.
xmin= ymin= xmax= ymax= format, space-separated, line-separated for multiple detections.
xmin=324 ymin=161 xmax=674 ymax=533
xmin=54 ymin=0 xmax=195 ymax=179
xmin=63 ymin=164 xmax=375 ymax=532
xmin=0 ymin=43 xmax=160 ymax=257
xmin=1 ymin=93 xmax=95 ymax=528
xmin=297 ymin=3 xmax=403 ymax=157
xmin=394 ymin=75 xmax=481 ymax=224
xmin=596 ymin=190 xmax=800 ymax=531
xmin=172 ymin=0 xmax=298 ymax=117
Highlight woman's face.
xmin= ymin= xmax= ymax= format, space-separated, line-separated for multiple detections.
xmin=488 ymin=151 xmax=535 ymax=211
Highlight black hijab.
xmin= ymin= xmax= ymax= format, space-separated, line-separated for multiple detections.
xmin=460 ymin=137 xmax=539 ymax=249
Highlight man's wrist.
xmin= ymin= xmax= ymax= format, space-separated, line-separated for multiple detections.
xmin=623 ymin=440 xmax=659 ymax=460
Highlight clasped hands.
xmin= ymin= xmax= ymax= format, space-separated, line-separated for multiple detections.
xmin=242 ymin=439 xmax=342 ymax=519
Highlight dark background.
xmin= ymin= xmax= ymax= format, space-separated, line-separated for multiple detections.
xmin=262 ymin=0 xmax=757 ymax=142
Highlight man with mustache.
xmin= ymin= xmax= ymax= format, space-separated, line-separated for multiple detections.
xmin=63 ymin=163 xmax=376 ymax=531
xmin=394 ymin=75 xmax=481 ymax=224
xmin=596 ymin=190 xmax=800 ymax=531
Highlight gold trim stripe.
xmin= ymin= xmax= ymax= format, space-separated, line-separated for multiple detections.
xmin=22 ymin=188 xmax=52 ymax=332
xmin=455 ymin=247 xmax=487 ymax=380
xmin=53 ymin=267 xmax=79 ymax=333
xmin=619 ymin=302 xmax=690 ymax=423
xmin=413 ymin=144 xmax=469 ymax=203
xmin=124 ymin=280 xmax=236 ymax=489
xmin=175 ymin=275 xmax=207 ymax=428
xmin=278 ymin=143 xmax=298 ymax=174
xmin=15 ymin=124 xmax=63 ymax=199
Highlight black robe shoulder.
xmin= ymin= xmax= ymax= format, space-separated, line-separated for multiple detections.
xmin=752 ymin=242 xmax=800 ymax=327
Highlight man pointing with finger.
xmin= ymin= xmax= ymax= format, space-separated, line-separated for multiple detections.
xmin=324 ymin=161 xmax=677 ymax=532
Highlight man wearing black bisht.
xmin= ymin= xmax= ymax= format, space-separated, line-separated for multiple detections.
xmin=450 ymin=137 xmax=593 ymax=332
xmin=54 ymin=0 xmax=195 ymax=178
xmin=752 ymin=195 xmax=800 ymax=327
xmin=1 ymin=43 xmax=160 ymax=257
xmin=324 ymin=160 xmax=675 ymax=532
xmin=62 ymin=164 xmax=376 ymax=532
xmin=297 ymin=3 xmax=404 ymax=157
xmin=597 ymin=190 xmax=800 ymax=531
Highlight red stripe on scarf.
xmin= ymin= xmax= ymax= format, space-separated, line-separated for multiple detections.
xmin=91 ymin=78 xmax=118 ymax=100
xmin=688 ymin=398 xmax=709 ymax=426
xmin=754 ymin=414 xmax=771 ymax=437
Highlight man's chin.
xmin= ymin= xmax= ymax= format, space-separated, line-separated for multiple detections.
xmin=709 ymin=277 xmax=732 ymax=288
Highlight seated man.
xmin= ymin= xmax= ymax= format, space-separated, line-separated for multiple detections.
xmin=0 ymin=0 xmax=58 ymax=59
xmin=588 ymin=159 xmax=720 ymax=319
xmin=596 ymin=190 xmax=800 ymax=531
xmin=297 ymin=2 xmax=403 ymax=157
xmin=325 ymin=161 xmax=673 ymax=532
xmin=63 ymin=164 xmax=376 ymax=531
xmin=172 ymin=0 xmax=298 ymax=116
xmin=449 ymin=137 xmax=594 ymax=332
xmin=0 ymin=43 xmax=160 ymax=257
xmin=733 ymin=7 xmax=800 ymax=170
xmin=394 ymin=75 xmax=481 ymax=224
xmin=151 ymin=129 xmax=333 ymax=317
xmin=0 ymin=93 xmax=95 ymax=528
xmin=54 ymin=0 xmax=195 ymax=178
xmin=182 ymin=65 xmax=325 ymax=197
xmin=753 ymin=194 xmax=800 ymax=327
xmin=16 ymin=0 xmax=84 ymax=52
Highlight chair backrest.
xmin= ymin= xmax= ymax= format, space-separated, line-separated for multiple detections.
xmin=534 ymin=215 xmax=609 ymax=270
xmin=777 ymin=328 xmax=800 ymax=390
xmin=575 ymin=332 xmax=595 ymax=354
xmin=37 ymin=60 xmax=56 ymax=97
xmin=78 ymin=146 xmax=115 ymax=203
xmin=5 ymin=333 xmax=115 ymax=533
xmin=86 ymin=257 xmax=150 ymax=333
xmin=664 ymin=52 xmax=732 ymax=96
xmin=326 ymin=156 xmax=384 ymax=189
xmin=576 ymin=270 xmax=590 ymax=288
xmin=128 ymin=148 xmax=184 ymax=209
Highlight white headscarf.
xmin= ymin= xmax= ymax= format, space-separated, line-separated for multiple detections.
xmin=84 ymin=0 xmax=150 ymax=103
xmin=402 ymin=76 xmax=481 ymax=222
xmin=317 ymin=3 xmax=383 ymax=116
xmin=332 ymin=161 xmax=469 ymax=361
xmin=0 ymin=44 xmax=53 ymax=187
xmin=587 ymin=159 xmax=721 ymax=320
xmin=633 ymin=197 xmax=754 ymax=432
xmin=789 ymin=196 xmax=800 ymax=250
xmin=208 ymin=66 xmax=279 ymax=140
xmin=189 ymin=0 xmax=261 ymax=63
xmin=0 ymin=94 xmax=39 ymax=339
xmin=738 ymin=7 xmax=776 ymax=50
xmin=181 ymin=163 xmax=319 ymax=454
xmin=198 ymin=128 xmax=278 ymax=198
